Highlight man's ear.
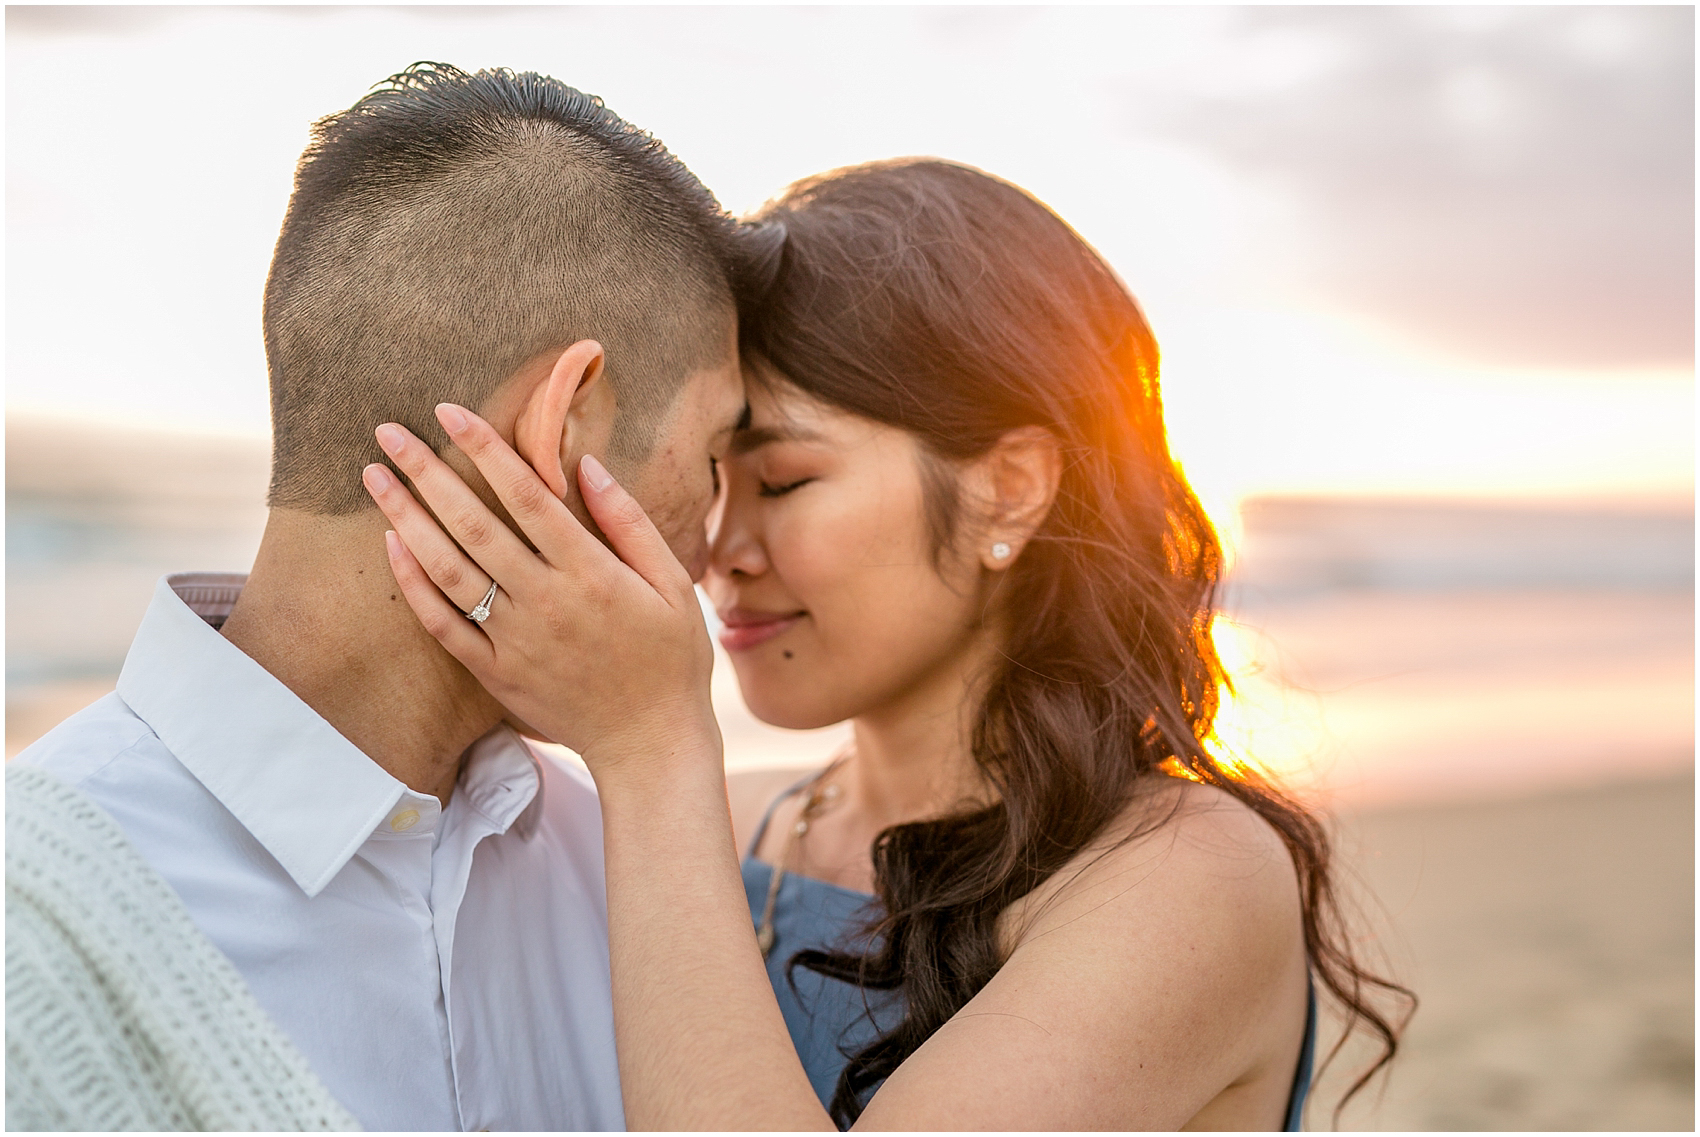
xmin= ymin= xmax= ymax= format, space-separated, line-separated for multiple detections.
xmin=977 ymin=425 xmax=1063 ymax=570
xmin=514 ymin=340 xmax=608 ymax=500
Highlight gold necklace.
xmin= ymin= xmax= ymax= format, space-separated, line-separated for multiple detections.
xmin=755 ymin=757 xmax=847 ymax=958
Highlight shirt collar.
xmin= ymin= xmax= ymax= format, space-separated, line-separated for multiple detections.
xmin=455 ymin=727 xmax=546 ymax=840
xmin=117 ymin=573 xmax=542 ymax=897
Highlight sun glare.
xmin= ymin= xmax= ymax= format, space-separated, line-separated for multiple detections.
xmin=1201 ymin=615 xmax=1329 ymax=796
xmin=1157 ymin=307 xmax=1693 ymax=507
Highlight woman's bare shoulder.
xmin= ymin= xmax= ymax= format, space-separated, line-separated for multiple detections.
xmin=1132 ymin=777 xmax=1301 ymax=877
xmin=883 ymin=779 xmax=1312 ymax=1130
xmin=1005 ymin=776 xmax=1304 ymax=954
xmin=726 ymin=764 xmax=822 ymax=857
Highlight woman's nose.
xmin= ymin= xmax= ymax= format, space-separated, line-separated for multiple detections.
xmin=708 ymin=492 xmax=769 ymax=581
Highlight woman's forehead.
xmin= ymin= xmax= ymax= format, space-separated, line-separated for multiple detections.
xmin=740 ymin=371 xmax=842 ymax=434
xmin=732 ymin=379 xmax=900 ymax=458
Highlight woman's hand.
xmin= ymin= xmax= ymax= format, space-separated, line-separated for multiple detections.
xmin=364 ymin=404 xmax=829 ymax=1131
xmin=361 ymin=403 xmax=720 ymax=788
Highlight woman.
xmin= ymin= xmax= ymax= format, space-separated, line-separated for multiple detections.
xmin=365 ymin=159 xmax=1411 ymax=1129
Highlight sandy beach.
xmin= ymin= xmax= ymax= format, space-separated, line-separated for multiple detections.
xmin=1318 ymin=774 xmax=1694 ymax=1130
xmin=6 ymin=416 xmax=1693 ymax=1130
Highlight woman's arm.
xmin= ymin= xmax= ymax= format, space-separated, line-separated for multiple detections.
xmin=599 ymin=751 xmax=831 ymax=1130
xmin=364 ymin=410 xmax=1308 ymax=1131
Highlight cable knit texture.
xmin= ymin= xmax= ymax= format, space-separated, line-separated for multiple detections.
xmin=5 ymin=763 xmax=359 ymax=1131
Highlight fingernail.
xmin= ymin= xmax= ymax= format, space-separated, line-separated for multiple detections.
xmin=384 ymin=530 xmax=402 ymax=558
xmin=436 ymin=404 xmax=468 ymax=434
xmin=363 ymin=463 xmax=395 ymax=492
xmin=375 ymin=423 xmax=406 ymax=455
xmin=581 ymin=454 xmax=614 ymax=492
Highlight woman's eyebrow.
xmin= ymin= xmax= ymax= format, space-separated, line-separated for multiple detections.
xmin=729 ymin=422 xmax=824 ymax=455
xmin=712 ymin=403 xmax=752 ymax=447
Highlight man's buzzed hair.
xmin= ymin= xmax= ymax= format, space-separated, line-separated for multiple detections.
xmin=263 ymin=62 xmax=736 ymax=513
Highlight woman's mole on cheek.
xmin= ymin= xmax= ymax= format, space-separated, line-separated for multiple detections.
xmin=783 ymin=650 xmax=794 ymax=660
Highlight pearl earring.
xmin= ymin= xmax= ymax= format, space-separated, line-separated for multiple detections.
xmin=991 ymin=542 xmax=1012 ymax=561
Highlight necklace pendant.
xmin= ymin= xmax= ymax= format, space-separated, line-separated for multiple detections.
xmin=757 ymin=923 xmax=776 ymax=957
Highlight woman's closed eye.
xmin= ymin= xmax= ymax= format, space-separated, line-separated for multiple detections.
xmin=758 ymin=477 xmax=814 ymax=498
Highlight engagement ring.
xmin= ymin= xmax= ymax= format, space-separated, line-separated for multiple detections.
xmin=466 ymin=582 xmax=499 ymax=625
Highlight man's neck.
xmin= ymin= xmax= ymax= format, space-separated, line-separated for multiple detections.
xmin=220 ymin=508 xmax=504 ymax=804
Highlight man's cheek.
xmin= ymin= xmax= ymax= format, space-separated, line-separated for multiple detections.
xmin=650 ymin=509 xmax=703 ymax=573
xmin=659 ymin=485 xmax=713 ymax=545
xmin=682 ymin=543 xmax=711 ymax=584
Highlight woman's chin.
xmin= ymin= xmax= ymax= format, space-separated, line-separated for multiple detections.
xmin=749 ymin=705 xmax=844 ymax=733
xmin=737 ymin=683 xmax=848 ymax=733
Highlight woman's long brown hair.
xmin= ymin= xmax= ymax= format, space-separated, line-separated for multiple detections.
xmin=735 ymin=159 xmax=1414 ymax=1128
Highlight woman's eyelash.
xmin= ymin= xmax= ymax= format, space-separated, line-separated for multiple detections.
xmin=758 ymin=478 xmax=813 ymax=498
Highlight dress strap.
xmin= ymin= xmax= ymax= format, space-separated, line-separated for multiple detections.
xmin=1283 ymin=972 xmax=1318 ymax=1131
xmin=744 ymin=771 xmax=825 ymax=858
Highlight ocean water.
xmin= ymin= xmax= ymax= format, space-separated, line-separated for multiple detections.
xmin=6 ymin=419 xmax=270 ymax=688
xmin=1207 ymin=497 xmax=1694 ymax=803
xmin=1228 ymin=496 xmax=1694 ymax=598
xmin=7 ymin=418 xmax=1692 ymax=803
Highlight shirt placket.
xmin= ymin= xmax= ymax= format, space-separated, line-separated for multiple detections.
xmin=356 ymin=792 xmax=456 ymax=1116
xmin=431 ymin=763 xmax=539 ymax=1132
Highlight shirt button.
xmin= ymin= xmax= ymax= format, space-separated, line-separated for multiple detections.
xmin=390 ymin=808 xmax=421 ymax=832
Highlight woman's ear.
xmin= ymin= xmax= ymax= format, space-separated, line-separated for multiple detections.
xmin=979 ymin=425 xmax=1062 ymax=571
xmin=514 ymin=340 xmax=609 ymax=500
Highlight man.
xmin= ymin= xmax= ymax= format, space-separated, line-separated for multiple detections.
xmin=17 ymin=63 xmax=747 ymax=1130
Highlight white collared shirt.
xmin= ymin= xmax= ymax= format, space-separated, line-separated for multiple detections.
xmin=19 ymin=573 xmax=625 ymax=1131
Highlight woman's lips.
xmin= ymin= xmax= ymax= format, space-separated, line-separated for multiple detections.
xmin=717 ymin=610 xmax=805 ymax=653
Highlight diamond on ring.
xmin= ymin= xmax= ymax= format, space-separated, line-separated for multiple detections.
xmin=466 ymin=582 xmax=499 ymax=625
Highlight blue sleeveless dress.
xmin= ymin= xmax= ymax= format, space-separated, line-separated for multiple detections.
xmin=740 ymin=787 xmax=1317 ymax=1130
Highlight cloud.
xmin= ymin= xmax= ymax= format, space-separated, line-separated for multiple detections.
xmin=1135 ymin=6 xmax=1694 ymax=371
xmin=5 ymin=5 xmax=182 ymax=37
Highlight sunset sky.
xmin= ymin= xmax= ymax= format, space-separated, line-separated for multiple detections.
xmin=8 ymin=5 xmax=1692 ymax=516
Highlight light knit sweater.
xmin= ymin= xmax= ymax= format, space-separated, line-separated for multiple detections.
xmin=5 ymin=763 xmax=359 ymax=1131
